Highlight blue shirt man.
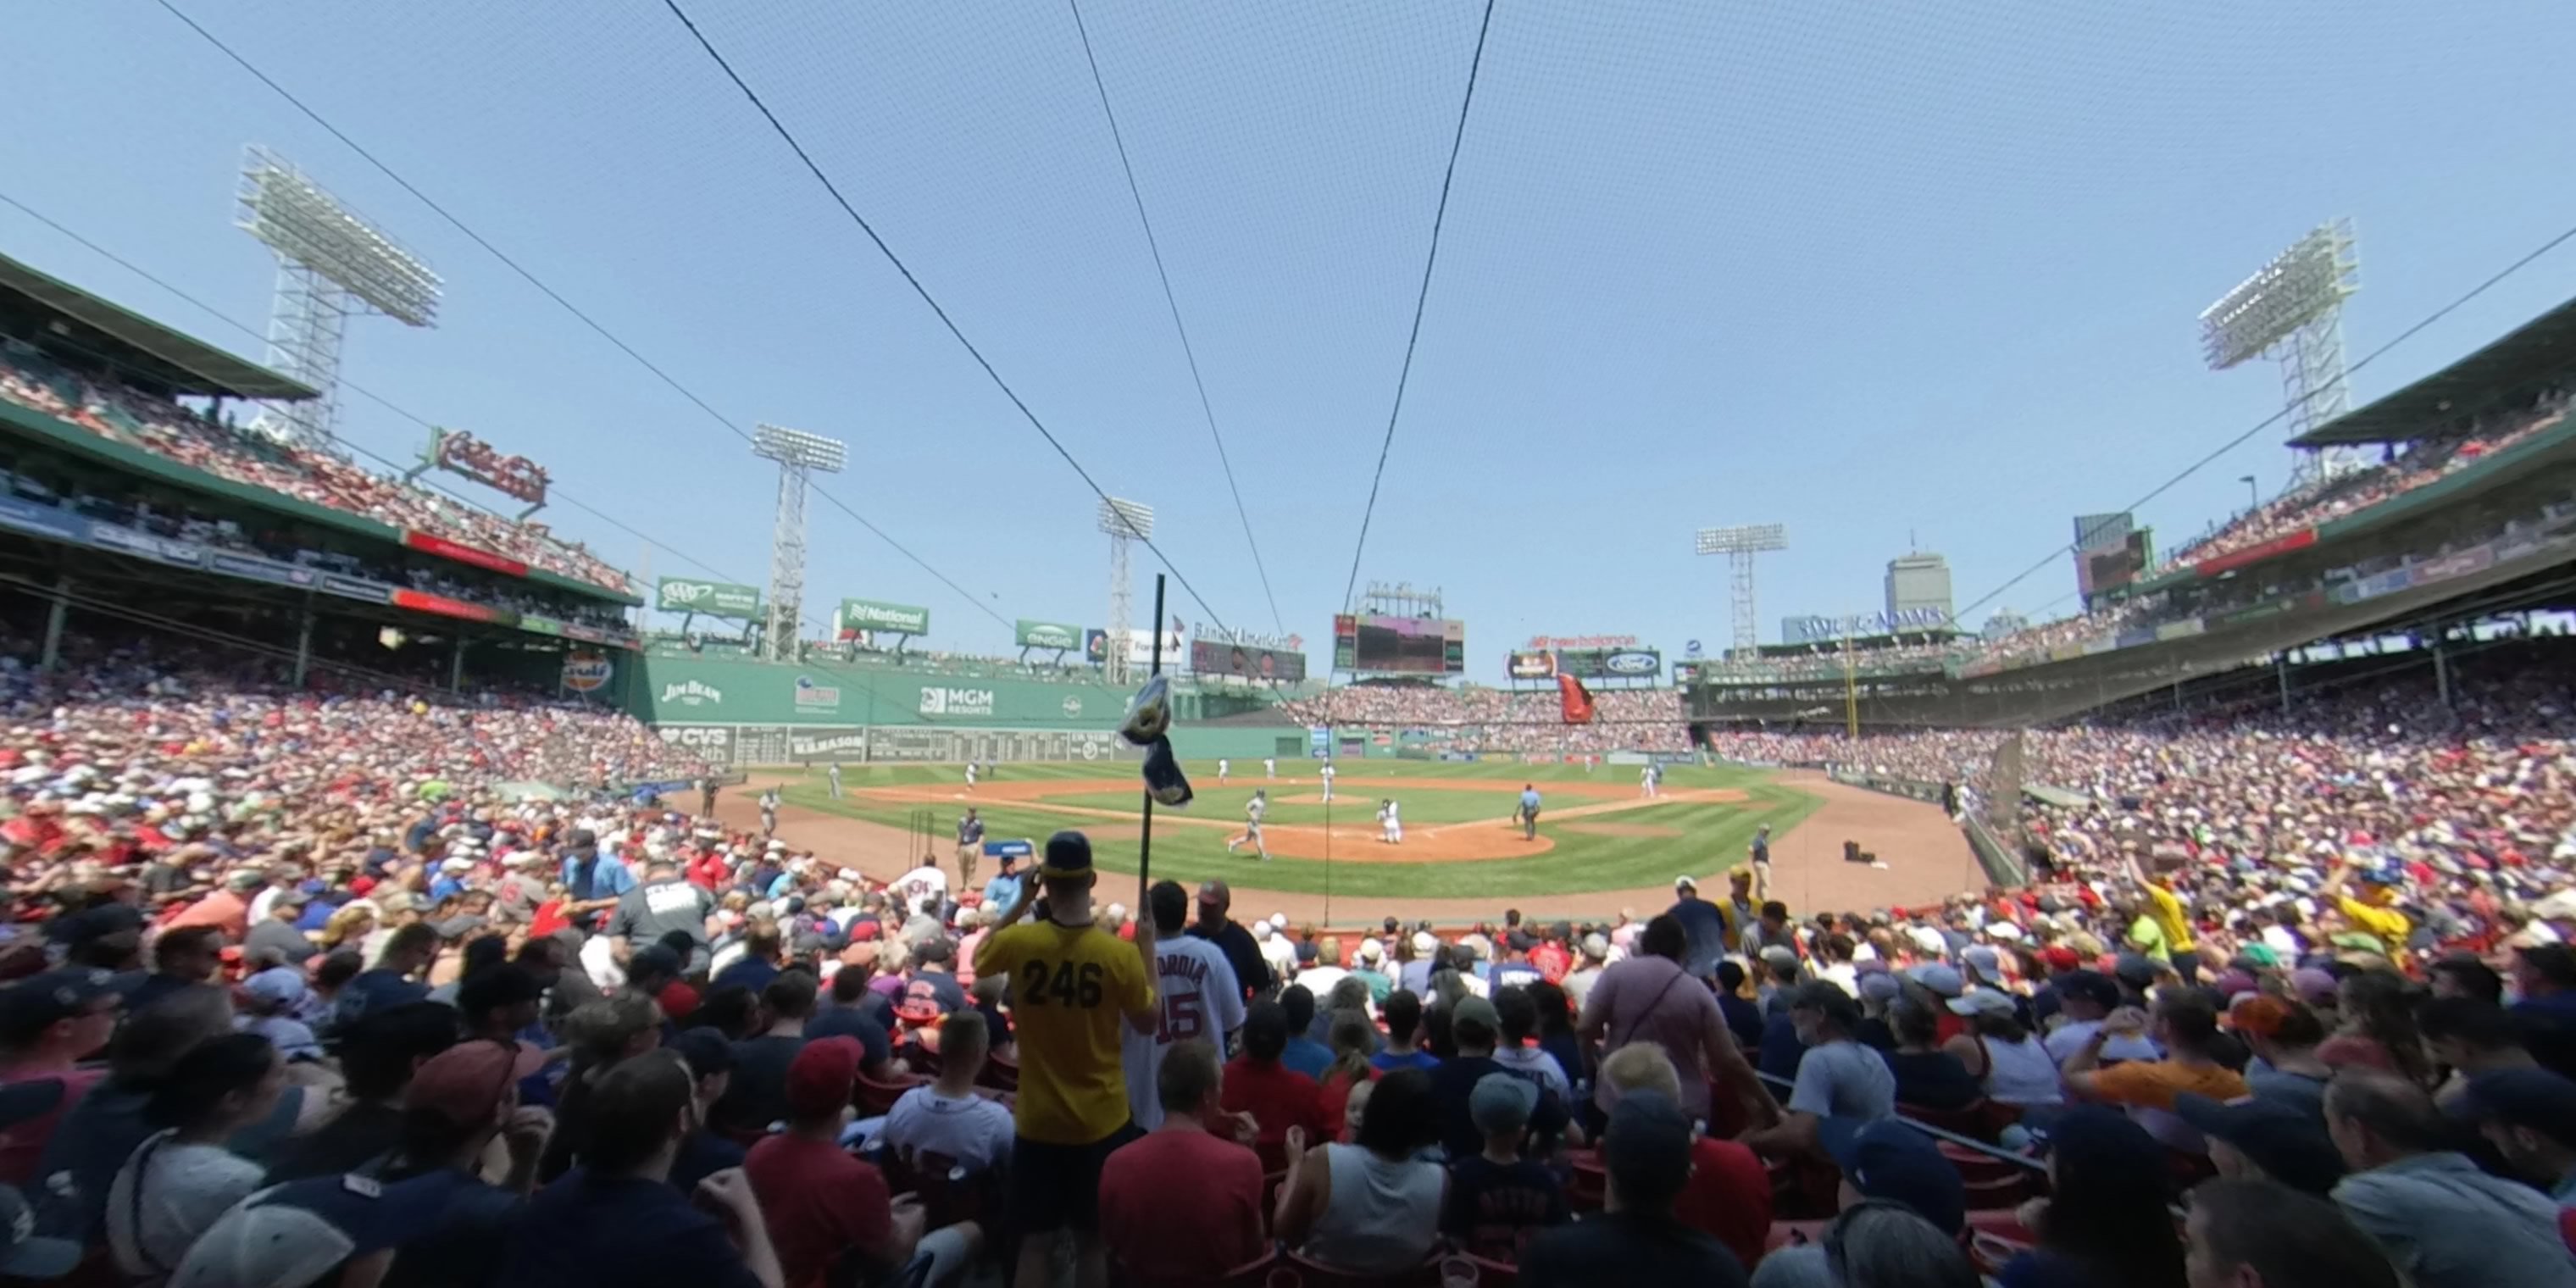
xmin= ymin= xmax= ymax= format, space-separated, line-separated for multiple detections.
xmin=980 ymin=856 xmax=1024 ymax=912
xmin=1519 ymin=787 xmax=1541 ymax=815
xmin=559 ymin=834 xmax=636 ymax=930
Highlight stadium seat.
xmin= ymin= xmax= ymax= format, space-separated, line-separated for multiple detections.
xmin=1274 ymin=1251 xmax=1445 ymax=1286
xmin=1564 ymin=1150 xmax=1607 ymax=1211
xmin=980 ymin=1052 xmax=1020 ymax=1092
xmin=855 ymin=1069 xmax=930 ymax=1117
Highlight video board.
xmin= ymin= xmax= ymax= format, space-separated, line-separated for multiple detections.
xmin=1334 ymin=614 xmax=1465 ymax=675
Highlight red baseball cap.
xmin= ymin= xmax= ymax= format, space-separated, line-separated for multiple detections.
xmin=2040 ymin=945 xmax=2081 ymax=973
xmin=409 ymin=1039 xmax=550 ymax=1126
xmin=785 ymin=1035 xmax=864 ymax=1119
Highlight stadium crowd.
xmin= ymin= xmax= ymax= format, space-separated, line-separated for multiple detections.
xmin=1278 ymin=686 xmax=1691 ymax=755
xmin=0 ymin=347 xmax=630 ymax=593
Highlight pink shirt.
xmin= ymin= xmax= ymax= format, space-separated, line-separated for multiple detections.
xmin=1578 ymin=955 xmax=1727 ymax=1118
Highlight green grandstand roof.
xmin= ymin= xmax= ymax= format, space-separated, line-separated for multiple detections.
xmin=2290 ymin=291 xmax=2576 ymax=447
xmin=0 ymin=253 xmax=319 ymax=401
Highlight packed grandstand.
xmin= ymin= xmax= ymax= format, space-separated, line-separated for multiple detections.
xmin=2 ymin=120 xmax=2574 ymax=1288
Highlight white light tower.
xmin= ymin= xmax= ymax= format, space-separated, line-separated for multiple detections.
xmin=2199 ymin=219 xmax=2362 ymax=481
xmin=1695 ymin=523 xmax=1788 ymax=656
xmin=752 ymin=425 xmax=846 ymax=662
xmin=1098 ymin=497 xmax=1154 ymax=686
xmin=234 ymin=147 xmax=441 ymax=453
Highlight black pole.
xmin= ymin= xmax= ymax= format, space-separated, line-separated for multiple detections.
xmin=1138 ymin=574 xmax=1168 ymax=890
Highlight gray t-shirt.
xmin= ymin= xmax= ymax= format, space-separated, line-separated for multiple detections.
xmin=1787 ymin=1039 xmax=1896 ymax=1123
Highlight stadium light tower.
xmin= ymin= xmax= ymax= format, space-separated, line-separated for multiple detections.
xmin=1099 ymin=497 xmax=1154 ymax=686
xmin=1695 ymin=523 xmax=1788 ymax=656
xmin=2199 ymin=219 xmax=2362 ymax=482
xmin=752 ymin=425 xmax=846 ymax=662
xmin=234 ymin=147 xmax=441 ymax=454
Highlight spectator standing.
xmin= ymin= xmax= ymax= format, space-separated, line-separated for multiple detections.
xmin=1273 ymin=1067 xmax=1446 ymax=1274
xmin=264 ymin=1002 xmax=460 ymax=1183
xmin=1669 ymin=875 xmax=1730 ymax=978
xmin=332 ymin=923 xmax=438 ymax=1031
xmin=122 ymin=927 xmax=224 ymax=1015
xmin=1578 ymin=913 xmax=1773 ymax=1131
xmin=667 ymin=1029 xmax=749 ymax=1193
xmin=2324 ymin=1069 xmax=2575 ymax=1288
xmin=1427 ymin=996 xmax=1571 ymax=1162
xmin=1098 ymin=1039 xmax=1268 ymax=1286
xmin=969 ymin=831 xmax=1156 ymax=1288
xmin=106 ymin=1033 xmax=286 ymax=1283
xmin=1564 ymin=933 xmax=1613 ymax=1011
xmin=1278 ymin=985 xmax=1333 ymax=1079
xmin=1120 ymin=880 xmax=1244 ymax=1130
xmin=494 ymin=1053 xmax=784 ymax=1288
xmin=2179 ymin=1179 xmax=2407 ymax=1288
xmin=1518 ymin=1089 xmax=1750 ymax=1288
xmin=364 ymin=1038 xmax=556 ymax=1288
xmin=244 ymin=890 xmax=319 ymax=967
xmin=1186 ymin=879 xmax=1270 ymax=1003
xmin=610 ymin=858 xmax=718 ymax=973
xmin=1491 ymin=985 xmax=1574 ymax=1103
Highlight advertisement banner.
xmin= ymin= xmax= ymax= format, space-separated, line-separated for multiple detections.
xmin=2194 ymin=528 xmax=2316 ymax=577
xmin=1507 ymin=650 xmax=1557 ymax=680
xmin=657 ymin=578 xmax=762 ymax=619
xmin=206 ymin=552 xmax=318 ymax=588
xmin=391 ymin=590 xmax=516 ymax=625
xmin=918 ymin=685 xmax=997 ymax=718
xmin=0 ymin=493 xmax=78 ymax=540
xmin=1524 ymin=634 xmax=1637 ymax=651
xmin=1191 ymin=639 xmax=1307 ymax=682
xmin=1015 ymin=619 xmax=1082 ymax=650
xmin=1672 ymin=662 xmax=1701 ymax=686
xmin=787 ymin=729 xmax=869 ymax=762
xmin=837 ymin=599 xmax=930 ymax=636
xmin=402 ymin=530 xmax=530 ymax=579
xmin=1084 ymin=629 xmax=1109 ymax=665
xmin=1602 ymin=648 xmax=1663 ymax=678
xmin=791 ymin=674 xmax=843 ymax=713
xmin=86 ymin=519 xmax=205 ymax=569
xmin=563 ymin=653 xmax=613 ymax=693
xmin=322 ymin=575 xmax=394 ymax=605
xmin=2413 ymin=544 xmax=2496 ymax=585
xmin=2154 ymin=619 xmax=2206 ymax=641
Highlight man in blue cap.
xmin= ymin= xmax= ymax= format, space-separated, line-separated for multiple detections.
xmin=972 ymin=830 xmax=1157 ymax=1288
xmin=2451 ymin=1067 xmax=2576 ymax=1205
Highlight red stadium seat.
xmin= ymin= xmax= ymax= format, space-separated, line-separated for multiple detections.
xmin=855 ymin=1069 xmax=929 ymax=1117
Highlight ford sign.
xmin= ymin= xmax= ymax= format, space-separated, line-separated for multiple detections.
xmin=1603 ymin=650 xmax=1660 ymax=676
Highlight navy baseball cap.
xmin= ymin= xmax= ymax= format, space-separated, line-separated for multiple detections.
xmin=1040 ymin=831 xmax=1095 ymax=881
xmin=1820 ymin=1118 xmax=1967 ymax=1235
xmin=2450 ymin=1069 xmax=2576 ymax=1146
xmin=2174 ymin=1094 xmax=2346 ymax=1196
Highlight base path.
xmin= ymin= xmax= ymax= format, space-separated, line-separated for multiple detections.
xmin=713 ymin=769 xmax=1983 ymax=928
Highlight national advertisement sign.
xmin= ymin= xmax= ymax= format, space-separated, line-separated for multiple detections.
xmin=657 ymin=578 xmax=762 ymax=619
xmin=1015 ymin=619 xmax=1081 ymax=650
xmin=838 ymin=599 xmax=930 ymax=637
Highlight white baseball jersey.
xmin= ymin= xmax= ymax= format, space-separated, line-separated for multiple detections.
xmin=1247 ymin=797 xmax=1267 ymax=823
xmin=1219 ymin=759 xmax=1230 ymax=775
xmin=1121 ymin=934 xmax=1245 ymax=1129
xmin=1264 ymin=758 xmax=1276 ymax=776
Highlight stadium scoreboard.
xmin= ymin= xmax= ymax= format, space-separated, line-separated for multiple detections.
xmin=1334 ymin=614 xmax=1465 ymax=675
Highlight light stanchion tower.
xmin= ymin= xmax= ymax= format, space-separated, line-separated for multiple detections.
xmin=234 ymin=147 xmax=441 ymax=453
xmin=1099 ymin=497 xmax=1155 ymax=686
xmin=752 ymin=425 xmax=846 ymax=662
xmin=1695 ymin=523 xmax=1788 ymax=657
xmin=2199 ymin=219 xmax=2362 ymax=481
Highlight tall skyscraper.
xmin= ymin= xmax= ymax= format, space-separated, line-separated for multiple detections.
xmin=1885 ymin=552 xmax=1953 ymax=622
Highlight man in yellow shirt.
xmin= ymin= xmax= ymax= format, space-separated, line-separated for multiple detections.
xmin=2320 ymin=857 xmax=2413 ymax=969
xmin=2127 ymin=852 xmax=2201 ymax=985
xmin=973 ymin=830 xmax=1158 ymax=1288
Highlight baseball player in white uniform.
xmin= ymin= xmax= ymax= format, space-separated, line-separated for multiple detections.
xmin=1218 ymin=758 xmax=1230 ymax=785
xmin=1641 ymin=763 xmax=1657 ymax=798
xmin=963 ymin=761 xmax=978 ymax=792
xmin=1122 ymin=880 xmax=1245 ymax=1129
xmin=1319 ymin=761 xmax=1336 ymax=802
xmin=1378 ymin=798 xmax=1402 ymax=845
xmin=1225 ymin=789 xmax=1270 ymax=860
xmin=1264 ymin=757 xmax=1276 ymax=780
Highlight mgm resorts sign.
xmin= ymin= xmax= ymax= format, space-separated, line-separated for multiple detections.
xmin=919 ymin=686 xmax=997 ymax=717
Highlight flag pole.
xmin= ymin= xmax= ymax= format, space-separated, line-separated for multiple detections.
xmin=1138 ymin=574 xmax=1167 ymax=896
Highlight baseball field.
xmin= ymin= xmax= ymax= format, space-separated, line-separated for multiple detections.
xmin=741 ymin=759 xmax=1984 ymax=924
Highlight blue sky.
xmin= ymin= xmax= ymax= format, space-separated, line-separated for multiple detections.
xmin=7 ymin=2 xmax=2576 ymax=670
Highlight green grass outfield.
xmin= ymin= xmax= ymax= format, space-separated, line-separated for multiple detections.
xmin=775 ymin=760 xmax=1817 ymax=899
